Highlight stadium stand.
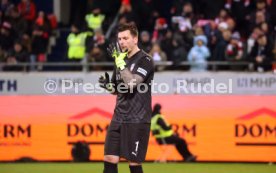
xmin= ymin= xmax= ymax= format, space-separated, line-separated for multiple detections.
xmin=0 ymin=0 xmax=275 ymax=72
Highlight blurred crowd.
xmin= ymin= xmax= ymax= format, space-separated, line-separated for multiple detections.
xmin=1 ymin=0 xmax=276 ymax=72
xmin=0 ymin=0 xmax=56 ymax=71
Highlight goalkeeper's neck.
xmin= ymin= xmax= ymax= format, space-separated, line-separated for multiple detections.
xmin=128 ymin=46 xmax=140 ymax=59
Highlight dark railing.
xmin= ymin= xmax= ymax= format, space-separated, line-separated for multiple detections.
xmin=0 ymin=61 xmax=268 ymax=72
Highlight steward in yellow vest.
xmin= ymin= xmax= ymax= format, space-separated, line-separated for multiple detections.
xmin=67 ymin=25 xmax=92 ymax=60
xmin=85 ymin=8 xmax=105 ymax=31
xmin=151 ymin=103 xmax=197 ymax=162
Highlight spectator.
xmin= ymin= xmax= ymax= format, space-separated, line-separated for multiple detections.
xmin=226 ymin=0 xmax=253 ymax=38
xmin=3 ymin=41 xmax=29 ymax=71
xmin=225 ymin=32 xmax=245 ymax=70
xmin=259 ymin=22 xmax=274 ymax=45
xmin=8 ymin=7 xmax=28 ymax=38
xmin=193 ymin=25 xmax=204 ymax=36
xmin=152 ymin=17 xmax=168 ymax=43
xmin=249 ymin=34 xmax=273 ymax=72
xmin=139 ymin=30 xmax=152 ymax=53
xmin=226 ymin=18 xmax=236 ymax=31
xmin=31 ymin=26 xmax=47 ymax=69
xmin=149 ymin=43 xmax=167 ymax=71
xmin=215 ymin=22 xmax=229 ymax=45
xmin=172 ymin=3 xmax=194 ymax=32
xmin=224 ymin=0 xmax=251 ymax=10
xmin=171 ymin=0 xmax=199 ymax=16
xmin=213 ymin=29 xmax=231 ymax=62
xmin=21 ymin=33 xmax=33 ymax=70
xmin=18 ymin=0 xmax=36 ymax=35
xmin=170 ymin=33 xmax=187 ymax=68
xmin=119 ymin=1 xmax=137 ymax=26
xmin=21 ymin=33 xmax=32 ymax=53
xmin=250 ymin=10 xmax=266 ymax=31
xmin=160 ymin=30 xmax=174 ymax=61
xmin=1 ymin=0 xmax=13 ymax=15
xmin=247 ymin=26 xmax=262 ymax=54
xmin=88 ymin=46 xmax=107 ymax=71
xmin=151 ymin=103 xmax=197 ymax=162
xmin=17 ymin=0 xmax=36 ymax=30
xmin=259 ymin=22 xmax=269 ymax=35
xmin=249 ymin=0 xmax=271 ymax=31
xmin=30 ymin=11 xmax=51 ymax=70
xmin=82 ymin=28 xmax=93 ymax=61
xmin=86 ymin=28 xmax=107 ymax=66
xmin=35 ymin=11 xmax=52 ymax=34
xmin=171 ymin=2 xmax=195 ymax=50
xmin=187 ymin=35 xmax=210 ymax=71
xmin=92 ymin=28 xmax=106 ymax=48
xmin=255 ymin=0 xmax=269 ymax=19
xmin=90 ymin=28 xmax=107 ymax=61
xmin=0 ymin=21 xmax=15 ymax=52
xmin=197 ymin=20 xmax=217 ymax=56
xmin=214 ymin=8 xmax=230 ymax=26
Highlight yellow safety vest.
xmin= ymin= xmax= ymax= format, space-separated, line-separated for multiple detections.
xmin=85 ymin=13 xmax=105 ymax=30
xmin=151 ymin=114 xmax=174 ymax=138
xmin=67 ymin=32 xmax=88 ymax=59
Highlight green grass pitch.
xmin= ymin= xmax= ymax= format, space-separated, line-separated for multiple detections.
xmin=0 ymin=163 xmax=275 ymax=173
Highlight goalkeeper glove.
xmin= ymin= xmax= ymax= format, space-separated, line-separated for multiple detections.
xmin=98 ymin=72 xmax=113 ymax=92
xmin=107 ymin=42 xmax=128 ymax=70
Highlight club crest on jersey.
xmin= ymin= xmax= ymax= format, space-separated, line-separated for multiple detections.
xmin=130 ymin=63 xmax=135 ymax=71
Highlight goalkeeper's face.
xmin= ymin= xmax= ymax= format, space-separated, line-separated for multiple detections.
xmin=118 ymin=30 xmax=138 ymax=53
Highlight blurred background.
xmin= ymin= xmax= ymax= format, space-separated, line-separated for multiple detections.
xmin=0 ymin=0 xmax=276 ymax=172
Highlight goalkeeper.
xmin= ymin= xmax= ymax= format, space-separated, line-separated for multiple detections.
xmin=99 ymin=23 xmax=154 ymax=173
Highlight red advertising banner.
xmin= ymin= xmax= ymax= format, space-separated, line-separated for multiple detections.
xmin=0 ymin=95 xmax=275 ymax=162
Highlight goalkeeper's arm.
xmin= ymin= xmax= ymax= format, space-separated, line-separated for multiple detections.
xmin=120 ymin=68 xmax=144 ymax=90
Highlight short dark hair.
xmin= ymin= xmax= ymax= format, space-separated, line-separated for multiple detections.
xmin=118 ymin=23 xmax=138 ymax=37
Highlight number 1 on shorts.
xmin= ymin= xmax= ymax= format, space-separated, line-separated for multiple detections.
xmin=132 ymin=141 xmax=139 ymax=156
xmin=135 ymin=141 xmax=139 ymax=152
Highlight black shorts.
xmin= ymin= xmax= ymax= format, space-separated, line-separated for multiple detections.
xmin=104 ymin=121 xmax=150 ymax=163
